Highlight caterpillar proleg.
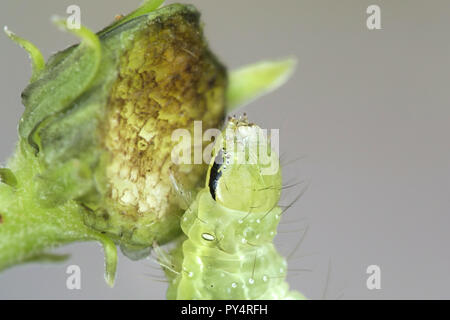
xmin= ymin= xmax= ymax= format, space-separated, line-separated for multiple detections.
xmin=162 ymin=117 xmax=306 ymax=300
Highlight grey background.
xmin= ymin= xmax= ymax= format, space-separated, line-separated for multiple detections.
xmin=0 ymin=0 xmax=449 ymax=299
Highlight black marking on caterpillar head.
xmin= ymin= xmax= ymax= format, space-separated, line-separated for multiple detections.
xmin=208 ymin=149 xmax=224 ymax=200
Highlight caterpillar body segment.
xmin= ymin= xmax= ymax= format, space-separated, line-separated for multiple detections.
xmin=163 ymin=117 xmax=305 ymax=300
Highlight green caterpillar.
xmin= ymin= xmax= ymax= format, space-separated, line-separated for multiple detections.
xmin=160 ymin=117 xmax=305 ymax=300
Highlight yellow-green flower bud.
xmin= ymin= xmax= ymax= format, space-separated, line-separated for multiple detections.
xmin=26 ymin=4 xmax=227 ymax=251
xmin=92 ymin=5 xmax=227 ymax=251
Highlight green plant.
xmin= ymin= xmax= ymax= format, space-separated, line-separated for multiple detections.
xmin=0 ymin=0 xmax=296 ymax=289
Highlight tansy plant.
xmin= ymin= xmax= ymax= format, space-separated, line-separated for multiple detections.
xmin=0 ymin=0 xmax=296 ymax=287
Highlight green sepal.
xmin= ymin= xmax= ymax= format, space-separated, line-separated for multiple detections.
xmin=98 ymin=0 xmax=165 ymax=37
xmin=226 ymin=57 xmax=297 ymax=112
xmin=19 ymin=20 xmax=102 ymax=144
xmin=0 ymin=168 xmax=18 ymax=188
xmin=99 ymin=234 xmax=118 ymax=287
xmin=3 ymin=26 xmax=45 ymax=82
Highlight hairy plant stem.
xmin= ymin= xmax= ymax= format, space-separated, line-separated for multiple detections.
xmin=0 ymin=141 xmax=117 ymax=286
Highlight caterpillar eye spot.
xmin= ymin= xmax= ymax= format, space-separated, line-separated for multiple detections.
xmin=201 ymin=233 xmax=215 ymax=241
xmin=208 ymin=149 xmax=224 ymax=200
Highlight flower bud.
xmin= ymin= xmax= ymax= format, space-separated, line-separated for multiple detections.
xmin=20 ymin=3 xmax=227 ymax=252
xmin=2 ymin=1 xmax=297 ymax=282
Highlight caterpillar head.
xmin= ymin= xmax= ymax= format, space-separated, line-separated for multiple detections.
xmin=206 ymin=117 xmax=282 ymax=213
